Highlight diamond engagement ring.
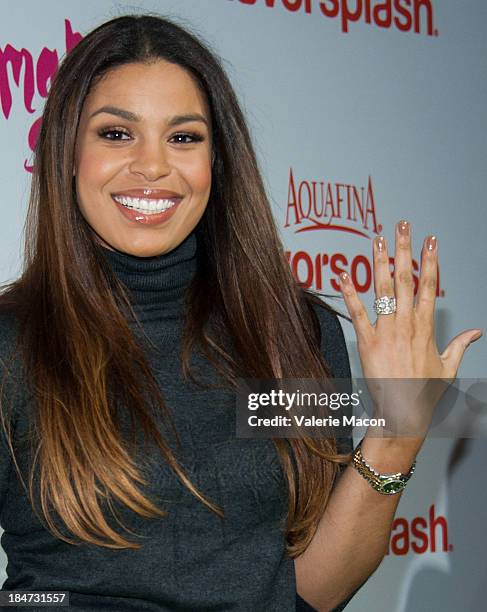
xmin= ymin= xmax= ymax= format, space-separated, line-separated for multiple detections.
xmin=373 ymin=296 xmax=397 ymax=315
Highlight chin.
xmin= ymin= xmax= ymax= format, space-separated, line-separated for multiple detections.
xmin=120 ymin=239 xmax=177 ymax=258
xmin=118 ymin=245 xmax=161 ymax=258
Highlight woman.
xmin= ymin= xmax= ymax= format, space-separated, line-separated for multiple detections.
xmin=0 ymin=13 xmax=481 ymax=612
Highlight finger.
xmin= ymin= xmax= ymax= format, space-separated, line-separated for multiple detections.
xmin=394 ymin=220 xmax=414 ymax=317
xmin=440 ymin=329 xmax=483 ymax=378
xmin=373 ymin=236 xmax=394 ymax=297
xmin=339 ymin=272 xmax=374 ymax=343
xmin=373 ymin=235 xmax=395 ymax=327
xmin=415 ymin=235 xmax=438 ymax=323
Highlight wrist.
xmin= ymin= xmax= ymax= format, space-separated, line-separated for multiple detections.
xmin=352 ymin=438 xmax=417 ymax=495
xmin=359 ymin=433 xmax=422 ymax=475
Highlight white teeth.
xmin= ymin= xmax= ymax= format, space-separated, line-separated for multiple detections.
xmin=113 ymin=195 xmax=178 ymax=214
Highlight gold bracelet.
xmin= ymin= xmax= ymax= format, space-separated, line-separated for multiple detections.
xmin=352 ymin=440 xmax=416 ymax=495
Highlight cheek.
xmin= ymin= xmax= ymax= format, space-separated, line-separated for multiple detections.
xmin=75 ymin=150 xmax=121 ymax=227
xmin=186 ymin=159 xmax=212 ymax=197
xmin=77 ymin=149 xmax=120 ymax=195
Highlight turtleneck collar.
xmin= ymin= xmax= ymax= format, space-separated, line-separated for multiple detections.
xmin=98 ymin=231 xmax=197 ymax=324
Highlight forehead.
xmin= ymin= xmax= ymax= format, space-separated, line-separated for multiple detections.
xmin=83 ymin=61 xmax=210 ymax=119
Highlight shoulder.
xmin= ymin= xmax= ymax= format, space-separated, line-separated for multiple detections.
xmin=305 ymin=293 xmax=351 ymax=380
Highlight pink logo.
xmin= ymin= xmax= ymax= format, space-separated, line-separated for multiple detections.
xmin=0 ymin=19 xmax=82 ymax=171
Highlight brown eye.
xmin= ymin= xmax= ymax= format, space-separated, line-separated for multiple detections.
xmin=98 ymin=128 xmax=131 ymax=140
xmin=170 ymin=132 xmax=204 ymax=144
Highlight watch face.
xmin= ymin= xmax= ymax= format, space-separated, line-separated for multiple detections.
xmin=379 ymin=478 xmax=406 ymax=495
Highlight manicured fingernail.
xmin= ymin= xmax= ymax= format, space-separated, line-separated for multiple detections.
xmin=375 ymin=236 xmax=385 ymax=252
xmin=340 ymin=272 xmax=350 ymax=284
xmin=398 ymin=220 xmax=409 ymax=235
xmin=426 ymin=235 xmax=437 ymax=251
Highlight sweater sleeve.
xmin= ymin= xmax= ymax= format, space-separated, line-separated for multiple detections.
xmin=310 ymin=298 xmax=353 ymax=456
xmin=297 ymin=299 xmax=360 ymax=612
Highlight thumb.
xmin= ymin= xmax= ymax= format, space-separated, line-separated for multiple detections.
xmin=440 ymin=328 xmax=483 ymax=376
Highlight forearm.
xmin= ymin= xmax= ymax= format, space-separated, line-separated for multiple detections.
xmin=294 ymin=434 xmax=422 ymax=611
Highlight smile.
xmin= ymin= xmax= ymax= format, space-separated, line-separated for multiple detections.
xmin=112 ymin=195 xmax=179 ymax=215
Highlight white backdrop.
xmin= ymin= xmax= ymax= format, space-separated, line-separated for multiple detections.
xmin=1 ymin=1 xmax=486 ymax=610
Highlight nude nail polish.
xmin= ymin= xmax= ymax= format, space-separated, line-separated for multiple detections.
xmin=398 ymin=220 xmax=409 ymax=235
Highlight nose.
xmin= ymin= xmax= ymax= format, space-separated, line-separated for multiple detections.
xmin=128 ymin=139 xmax=171 ymax=181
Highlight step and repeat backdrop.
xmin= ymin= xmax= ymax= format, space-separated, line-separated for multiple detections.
xmin=0 ymin=1 xmax=486 ymax=611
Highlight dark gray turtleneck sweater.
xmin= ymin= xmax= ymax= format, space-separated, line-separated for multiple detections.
xmin=0 ymin=232 xmax=354 ymax=611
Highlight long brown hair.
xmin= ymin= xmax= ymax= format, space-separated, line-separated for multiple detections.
xmin=0 ymin=14 xmax=350 ymax=557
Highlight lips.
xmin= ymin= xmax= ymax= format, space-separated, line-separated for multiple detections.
xmin=111 ymin=189 xmax=183 ymax=226
xmin=111 ymin=188 xmax=184 ymax=199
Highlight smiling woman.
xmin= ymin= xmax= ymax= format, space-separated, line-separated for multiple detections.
xmin=0 ymin=13 xmax=354 ymax=611
xmin=0 ymin=11 xmax=480 ymax=612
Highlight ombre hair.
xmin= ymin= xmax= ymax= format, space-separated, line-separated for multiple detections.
xmin=0 ymin=14 xmax=350 ymax=557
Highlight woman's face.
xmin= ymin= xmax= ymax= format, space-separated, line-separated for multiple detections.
xmin=74 ymin=60 xmax=212 ymax=257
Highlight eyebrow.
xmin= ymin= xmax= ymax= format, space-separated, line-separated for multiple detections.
xmin=88 ymin=105 xmax=209 ymax=127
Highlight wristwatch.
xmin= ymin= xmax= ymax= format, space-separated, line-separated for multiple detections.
xmin=352 ymin=440 xmax=416 ymax=495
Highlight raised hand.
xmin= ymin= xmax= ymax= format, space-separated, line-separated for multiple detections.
xmin=338 ymin=220 xmax=482 ymax=435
